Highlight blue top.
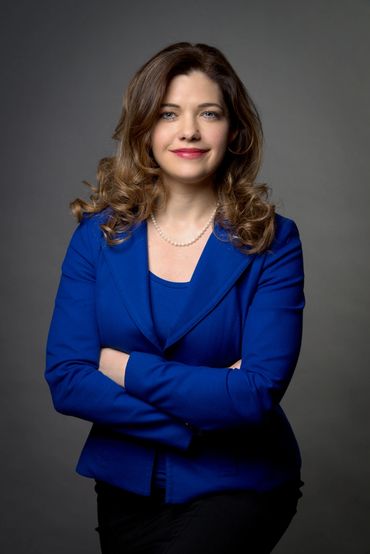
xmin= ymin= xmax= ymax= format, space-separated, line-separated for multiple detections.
xmin=148 ymin=269 xmax=191 ymax=490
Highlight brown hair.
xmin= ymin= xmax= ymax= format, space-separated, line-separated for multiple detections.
xmin=70 ymin=41 xmax=276 ymax=254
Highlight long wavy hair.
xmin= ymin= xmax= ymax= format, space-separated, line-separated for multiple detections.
xmin=70 ymin=41 xmax=276 ymax=254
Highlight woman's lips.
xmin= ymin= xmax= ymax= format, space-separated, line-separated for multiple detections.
xmin=171 ymin=149 xmax=209 ymax=159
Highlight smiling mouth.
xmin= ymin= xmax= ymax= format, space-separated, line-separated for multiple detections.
xmin=171 ymin=149 xmax=209 ymax=153
xmin=171 ymin=149 xmax=209 ymax=159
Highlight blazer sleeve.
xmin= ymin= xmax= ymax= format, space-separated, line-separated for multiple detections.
xmin=44 ymin=215 xmax=193 ymax=452
xmin=124 ymin=219 xmax=305 ymax=433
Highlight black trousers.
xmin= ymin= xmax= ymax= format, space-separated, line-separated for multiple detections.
xmin=94 ymin=479 xmax=304 ymax=554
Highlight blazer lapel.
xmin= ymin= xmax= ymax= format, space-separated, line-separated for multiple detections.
xmin=101 ymin=219 xmax=163 ymax=351
xmin=163 ymin=222 xmax=255 ymax=350
xmin=102 ymin=218 xmax=256 ymax=353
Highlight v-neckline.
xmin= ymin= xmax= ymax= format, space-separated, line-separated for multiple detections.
xmin=145 ymin=218 xmax=216 ymax=285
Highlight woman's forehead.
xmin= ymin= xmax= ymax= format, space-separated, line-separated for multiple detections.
xmin=163 ymin=72 xmax=225 ymax=106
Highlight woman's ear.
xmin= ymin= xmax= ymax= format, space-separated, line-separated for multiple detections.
xmin=228 ymin=129 xmax=238 ymax=143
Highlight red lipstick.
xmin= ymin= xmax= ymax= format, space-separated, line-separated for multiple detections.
xmin=171 ymin=148 xmax=209 ymax=159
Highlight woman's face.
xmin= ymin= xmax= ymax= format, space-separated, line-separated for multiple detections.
xmin=150 ymin=70 xmax=234 ymax=189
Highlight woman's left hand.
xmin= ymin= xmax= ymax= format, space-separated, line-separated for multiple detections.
xmin=98 ymin=348 xmax=130 ymax=387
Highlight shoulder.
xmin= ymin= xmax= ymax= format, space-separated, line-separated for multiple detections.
xmin=79 ymin=206 xmax=113 ymax=236
xmin=259 ymin=212 xmax=304 ymax=273
xmin=65 ymin=207 xmax=113 ymax=265
xmin=270 ymin=212 xmax=302 ymax=250
xmin=75 ymin=207 xmax=113 ymax=244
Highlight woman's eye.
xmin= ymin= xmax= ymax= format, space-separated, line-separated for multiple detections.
xmin=159 ymin=112 xmax=176 ymax=120
xmin=159 ymin=111 xmax=221 ymax=120
xmin=202 ymin=111 xmax=220 ymax=119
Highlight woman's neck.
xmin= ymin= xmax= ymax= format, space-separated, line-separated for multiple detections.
xmin=154 ymin=185 xmax=218 ymax=229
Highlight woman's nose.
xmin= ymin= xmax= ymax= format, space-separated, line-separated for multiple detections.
xmin=179 ymin=116 xmax=200 ymax=140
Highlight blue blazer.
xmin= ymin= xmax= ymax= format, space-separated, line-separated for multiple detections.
xmin=45 ymin=207 xmax=305 ymax=503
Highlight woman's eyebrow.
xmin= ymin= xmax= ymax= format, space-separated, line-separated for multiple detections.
xmin=160 ymin=102 xmax=224 ymax=110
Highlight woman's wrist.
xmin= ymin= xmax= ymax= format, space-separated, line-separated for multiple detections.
xmin=98 ymin=347 xmax=130 ymax=387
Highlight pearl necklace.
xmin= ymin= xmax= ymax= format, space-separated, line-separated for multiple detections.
xmin=150 ymin=202 xmax=220 ymax=247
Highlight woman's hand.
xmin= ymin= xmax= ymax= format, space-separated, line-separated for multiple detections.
xmin=229 ymin=358 xmax=242 ymax=369
xmin=98 ymin=349 xmax=241 ymax=387
xmin=98 ymin=348 xmax=130 ymax=387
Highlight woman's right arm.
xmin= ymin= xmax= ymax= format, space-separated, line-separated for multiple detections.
xmin=44 ymin=215 xmax=193 ymax=452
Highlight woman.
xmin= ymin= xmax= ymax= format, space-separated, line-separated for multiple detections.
xmin=45 ymin=41 xmax=305 ymax=553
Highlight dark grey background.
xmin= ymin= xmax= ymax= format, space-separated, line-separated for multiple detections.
xmin=1 ymin=0 xmax=369 ymax=552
